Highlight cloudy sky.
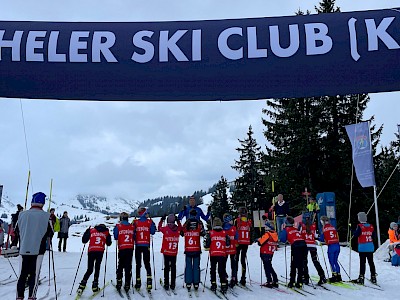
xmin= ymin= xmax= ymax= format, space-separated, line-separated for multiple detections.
xmin=0 ymin=0 xmax=399 ymax=203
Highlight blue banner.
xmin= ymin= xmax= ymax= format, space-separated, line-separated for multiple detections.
xmin=345 ymin=122 xmax=376 ymax=188
xmin=1 ymin=8 xmax=400 ymax=101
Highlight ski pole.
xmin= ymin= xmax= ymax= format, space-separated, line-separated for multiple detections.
xmin=49 ymin=240 xmax=58 ymax=300
xmin=48 ymin=239 xmax=51 ymax=287
xmin=319 ymin=242 xmax=331 ymax=278
xmin=6 ymin=257 xmax=18 ymax=278
xmin=151 ymin=235 xmax=157 ymax=290
xmin=101 ymin=246 xmax=108 ymax=297
xmin=284 ymin=243 xmax=288 ymax=286
xmin=246 ymin=256 xmax=252 ymax=286
xmin=69 ymin=243 xmax=86 ymax=295
xmin=202 ymin=253 xmax=210 ymax=292
xmin=338 ymin=260 xmax=353 ymax=283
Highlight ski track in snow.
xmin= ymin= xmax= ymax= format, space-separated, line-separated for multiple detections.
xmin=1 ymin=212 xmax=398 ymax=299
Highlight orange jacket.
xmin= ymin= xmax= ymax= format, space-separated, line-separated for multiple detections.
xmin=388 ymin=228 xmax=400 ymax=244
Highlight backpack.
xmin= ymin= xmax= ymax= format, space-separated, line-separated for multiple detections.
xmin=53 ymin=218 xmax=60 ymax=232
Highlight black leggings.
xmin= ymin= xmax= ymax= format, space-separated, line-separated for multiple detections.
xmin=163 ymin=255 xmax=177 ymax=288
xmin=117 ymin=249 xmax=133 ymax=286
xmin=234 ymin=244 xmax=248 ymax=279
xmin=83 ymin=251 xmax=104 ymax=283
xmin=359 ymin=252 xmax=376 ymax=276
xmin=210 ymin=256 xmax=227 ymax=285
xmin=135 ymin=246 xmax=151 ymax=279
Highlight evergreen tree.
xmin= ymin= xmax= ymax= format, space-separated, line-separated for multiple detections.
xmin=210 ymin=176 xmax=230 ymax=219
xmin=231 ymin=126 xmax=266 ymax=216
xmin=261 ymin=0 xmax=383 ymax=238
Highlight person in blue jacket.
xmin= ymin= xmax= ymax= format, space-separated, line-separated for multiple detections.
xmin=178 ymin=196 xmax=210 ymax=222
xmin=351 ymin=212 xmax=377 ymax=284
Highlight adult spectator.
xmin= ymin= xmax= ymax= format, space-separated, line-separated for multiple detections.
xmin=178 ymin=196 xmax=211 ymax=222
xmin=270 ymin=194 xmax=289 ymax=238
xmin=10 ymin=204 xmax=23 ymax=248
xmin=15 ymin=192 xmax=54 ymax=300
xmin=306 ymin=197 xmax=320 ymax=223
xmin=0 ymin=219 xmax=4 ymax=251
xmin=58 ymin=211 xmax=71 ymax=252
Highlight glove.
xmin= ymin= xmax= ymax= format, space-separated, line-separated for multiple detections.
xmin=207 ymin=206 xmax=211 ymax=213
xmin=175 ymin=215 xmax=178 ymax=222
xmin=161 ymin=215 xmax=166 ymax=222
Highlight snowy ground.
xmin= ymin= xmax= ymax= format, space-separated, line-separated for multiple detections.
xmin=0 ymin=213 xmax=398 ymax=300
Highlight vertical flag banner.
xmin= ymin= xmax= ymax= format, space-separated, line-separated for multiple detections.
xmin=0 ymin=185 xmax=3 ymax=206
xmin=345 ymin=122 xmax=376 ymax=187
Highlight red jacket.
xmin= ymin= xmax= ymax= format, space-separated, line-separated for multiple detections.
xmin=158 ymin=220 xmax=182 ymax=256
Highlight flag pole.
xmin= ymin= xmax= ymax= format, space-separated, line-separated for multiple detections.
xmin=373 ymin=185 xmax=381 ymax=247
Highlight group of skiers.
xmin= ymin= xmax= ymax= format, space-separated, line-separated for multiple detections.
xmin=9 ymin=192 xmax=393 ymax=300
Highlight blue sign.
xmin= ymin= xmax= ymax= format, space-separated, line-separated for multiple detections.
xmin=1 ymin=8 xmax=400 ymax=101
xmin=345 ymin=122 xmax=376 ymax=188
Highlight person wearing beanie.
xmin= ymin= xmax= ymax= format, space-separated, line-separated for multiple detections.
xmin=257 ymin=221 xmax=279 ymax=288
xmin=113 ymin=212 xmax=135 ymax=293
xmin=234 ymin=206 xmax=252 ymax=286
xmin=387 ymin=222 xmax=400 ymax=262
xmin=133 ymin=207 xmax=156 ymax=292
xmin=351 ymin=212 xmax=377 ymax=284
xmin=77 ymin=223 xmax=112 ymax=295
xmin=58 ymin=211 xmax=71 ymax=252
xmin=204 ymin=217 xmax=230 ymax=293
xmin=279 ymin=216 xmax=308 ymax=288
xmin=222 ymin=213 xmax=238 ymax=288
xmin=158 ymin=214 xmax=182 ymax=292
xmin=178 ymin=196 xmax=211 ymax=222
xmin=298 ymin=214 xmax=326 ymax=285
xmin=319 ymin=216 xmax=341 ymax=283
xmin=15 ymin=192 xmax=54 ymax=300
xmin=180 ymin=209 xmax=206 ymax=293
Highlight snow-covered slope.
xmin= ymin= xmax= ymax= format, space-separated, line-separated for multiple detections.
xmin=1 ymin=211 xmax=397 ymax=300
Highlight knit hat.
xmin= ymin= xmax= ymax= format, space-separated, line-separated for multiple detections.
xmin=138 ymin=207 xmax=147 ymax=216
xmin=390 ymin=222 xmax=398 ymax=229
xmin=17 ymin=204 xmax=23 ymax=211
xmin=285 ymin=216 xmax=294 ymax=226
xmin=213 ymin=217 xmax=222 ymax=228
xmin=167 ymin=214 xmax=175 ymax=224
xmin=262 ymin=213 xmax=269 ymax=220
xmin=320 ymin=216 xmax=329 ymax=224
xmin=223 ymin=213 xmax=233 ymax=223
xmin=265 ymin=221 xmax=275 ymax=231
xmin=32 ymin=192 xmax=46 ymax=205
xmin=357 ymin=212 xmax=367 ymax=223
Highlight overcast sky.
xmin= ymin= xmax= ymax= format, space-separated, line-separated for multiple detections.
xmin=0 ymin=0 xmax=399 ymax=203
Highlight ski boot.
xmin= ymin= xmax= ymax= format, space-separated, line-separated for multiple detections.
xmin=328 ymin=272 xmax=338 ymax=283
xmin=163 ymin=283 xmax=169 ymax=291
xmin=239 ymin=277 xmax=246 ymax=286
xmin=77 ymin=280 xmax=87 ymax=295
xmin=116 ymin=278 xmax=122 ymax=291
xmin=287 ymin=280 xmax=295 ymax=288
xmin=194 ymin=284 xmax=199 ymax=291
xmin=272 ymin=282 xmax=279 ymax=288
xmin=124 ymin=284 xmax=130 ymax=293
xmin=221 ymin=282 xmax=228 ymax=293
xmin=371 ymin=274 xmax=377 ymax=284
xmin=170 ymin=283 xmax=176 ymax=291
xmin=295 ymin=282 xmax=303 ymax=289
xmin=27 ymin=298 xmax=37 ymax=300
xmin=92 ymin=280 xmax=100 ymax=293
xmin=186 ymin=284 xmax=192 ymax=291
xmin=261 ymin=282 xmax=273 ymax=288
xmin=318 ymin=275 xmax=327 ymax=285
xmin=135 ymin=278 xmax=141 ymax=290
xmin=211 ymin=282 xmax=217 ymax=292
xmin=229 ymin=277 xmax=237 ymax=288
xmin=146 ymin=276 xmax=152 ymax=291
xmin=351 ymin=275 xmax=364 ymax=285
xmin=303 ymin=275 xmax=310 ymax=285
xmin=336 ymin=273 xmax=342 ymax=282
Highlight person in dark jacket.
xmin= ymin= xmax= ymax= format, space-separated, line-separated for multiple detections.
xmin=271 ymin=194 xmax=290 ymax=239
xmin=58 ymin=211 xmax=71 ymax=252
xmin=178 ymin=196 xmax=211 ymax=222
xmin=10 ymin=204 xmax=23 ymax=248
xmin=15 ymin=193 xmax=54 ymax=300
xmin=77 ymin=224 xmax=112 ymax=295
